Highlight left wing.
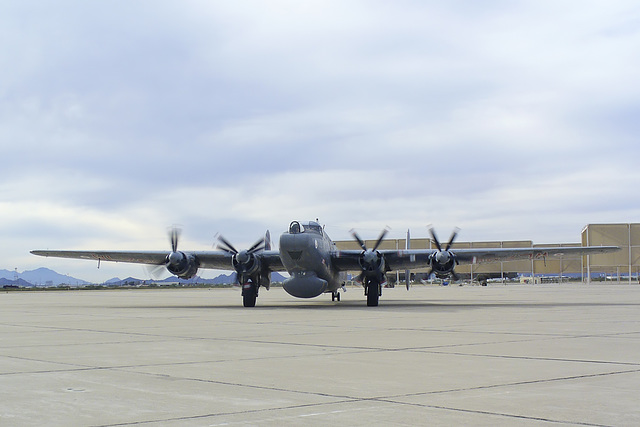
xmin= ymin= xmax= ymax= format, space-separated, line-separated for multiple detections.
xmin=332 ymin=245 xmax=619 ymax=275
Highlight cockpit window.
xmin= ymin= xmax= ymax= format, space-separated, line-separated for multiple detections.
xmin=289 ymin=221 xmax=323 ymax=235
xmin=289 ymin=221 xmax=302 ymax=234
xmin=304 ymin=222 xmax=323 ymax=234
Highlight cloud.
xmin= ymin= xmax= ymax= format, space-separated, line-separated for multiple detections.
xmin=2 ymin=1 xmax=640 ymax=281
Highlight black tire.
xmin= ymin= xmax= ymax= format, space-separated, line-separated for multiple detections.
xmin=242 ymin=286 xmax=257 ymax=307
xmin=366 ymin=281 xmax=379 ymax=306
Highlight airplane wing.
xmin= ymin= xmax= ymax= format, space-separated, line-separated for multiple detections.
xmin=30 ymin=250 xmax=286 ymax=271
xmin=332 ymin=245 xmax=619 ymax=272
xmin=447 ymin=245 xmax=618 ymax=264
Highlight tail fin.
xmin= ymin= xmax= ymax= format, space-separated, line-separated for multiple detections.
xmin=264 ymin=230 xmax=271 ymax=251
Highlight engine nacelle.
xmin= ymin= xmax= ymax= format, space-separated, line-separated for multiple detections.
xmin=232 ymin=251 xmax=261 ymax=284
xmin=359 ymin=250 xmax=386 ymax=279
xmin=430 ymin=250 xmax=457 ymax=278
xmin=166 ymin=252 xmax=199 ymax=279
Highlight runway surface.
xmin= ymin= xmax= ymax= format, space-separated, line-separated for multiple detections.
xmin=1 ymin=284 xmax=640 ymax=426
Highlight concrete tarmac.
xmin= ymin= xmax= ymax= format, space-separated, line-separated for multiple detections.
xmin=1 ymin=284 xmax=640 ymax=426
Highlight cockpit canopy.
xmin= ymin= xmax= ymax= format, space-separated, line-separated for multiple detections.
xmin=288 ymin=221 xmax=323 ymax=235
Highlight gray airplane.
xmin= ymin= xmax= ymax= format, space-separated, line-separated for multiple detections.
xmin=31 ymin=220 xmax=618 ymax=307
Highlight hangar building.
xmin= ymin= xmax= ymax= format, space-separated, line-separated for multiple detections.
xmin=334 ymin=223 xmax=639 ymax=284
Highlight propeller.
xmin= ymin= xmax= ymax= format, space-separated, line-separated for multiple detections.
xmin=350 ymin=227 xmax=389 ymax=283
xmin=167 ymin=226 xmax=185 ymax=266
xmin=170 ymin=227 xmax=180 ymax=252
xmin=146 ymin=226 xmax=195 ymax=279
xmin=428 ymin=226 xmax=460 ymax=280
xmin=215 ymin=232 xmax=268 ymax=284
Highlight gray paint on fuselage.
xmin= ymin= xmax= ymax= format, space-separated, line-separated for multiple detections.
xmin=279 ymin=221 xmax=342 ymax=297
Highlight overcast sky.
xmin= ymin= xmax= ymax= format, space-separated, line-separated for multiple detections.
xmin=2 ymin=1 xmax=639 ymax=282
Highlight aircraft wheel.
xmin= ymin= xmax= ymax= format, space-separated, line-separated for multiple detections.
xmin=242 ymin=285 xmax=257 ymax=307
xmin=366 ymin=281 xmax=379 ymax=307
xmin=337 ymin=292 xmax=341 ymax=302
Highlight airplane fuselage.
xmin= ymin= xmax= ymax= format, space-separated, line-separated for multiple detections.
xmin=279 ymin=221 xmax=342 ymax=298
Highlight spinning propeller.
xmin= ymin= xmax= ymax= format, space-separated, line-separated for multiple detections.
xmin=428 ymin=226 xmax=460 ymax=280
xmin=350 ymin=227 xmax=389 ymax=283
xmin=215 ymin=232 xmax=270 ymax=284
xmin=147 ymin=227 xmax=199 ymax=279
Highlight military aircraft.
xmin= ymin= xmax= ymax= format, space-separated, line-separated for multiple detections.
xmin=31 ymin=220 xmax=618 ymax=307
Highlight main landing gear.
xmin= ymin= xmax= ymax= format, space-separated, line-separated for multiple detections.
xmin=364 ymin=278 xmax=381 ymax=307
xmin=242 ymin=281 xmax=258 ymax=307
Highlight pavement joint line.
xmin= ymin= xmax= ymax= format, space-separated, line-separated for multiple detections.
xmin=3 ymin=334 xmax=640 ymax=378
xmin=388 ymin=327 xmax=640 ymax=339
xmin=89 ymin=400 xmax=361 ymax=427
xmin=6 ymin=320 xmax=638 ymax=340
xmin=108 ymin=366 xmax=640 ymax=414
xmin=4 ymin=287 xmax=640 ymax=425
xmin=5 ymin=359 xmax=636 ymax=426
xmin=0 ymin=347 xmax=380 ymax=376
xmin=86 ymin=368 xmax=628 ymax=427
xmin=418 ymin=349 xmax=640 ymax=366
xmin=375 ymin=399 xmax=611 ymax=427
xmin=385 ymin=367 xmax=640 ymax=399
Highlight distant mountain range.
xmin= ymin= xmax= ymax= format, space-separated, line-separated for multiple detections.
xmin=0 ymin=268 xmax=287 ymax=287
xmin=0 ymin=268 xmax=89 ymax=287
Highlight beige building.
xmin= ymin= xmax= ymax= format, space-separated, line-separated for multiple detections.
xmin=334 ymin=223 xmax=639 ymax=284
xmin=582 ymin=223 xmax=640 ymax=283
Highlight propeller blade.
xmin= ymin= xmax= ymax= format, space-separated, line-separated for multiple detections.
xmin=216 ymin=234 xmax=238 ymax=255
xmin=444 ymin=227 xmax=460 ymax=251
xmin=429 ymin=227 xmax=442 ymax=251
xmin=145 ymin=264 xmax=166 ymax=280
xmin=372 ymin=227 xmax=390 ymax=251
xmin=170 ymin=227 xmax=181 ymax=253
xmin=350 ymin=229 xmax=368 ymax=251
xmin=247 ymin=237 xmax=266 ymax=254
